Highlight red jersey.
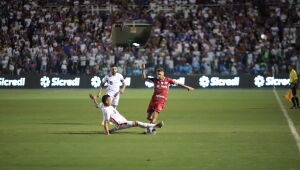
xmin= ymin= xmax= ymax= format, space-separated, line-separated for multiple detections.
xmin=147 ymin=77 xmax=176 ymax=101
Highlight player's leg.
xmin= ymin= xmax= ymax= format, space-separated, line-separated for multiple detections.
xmin=109 ymin=111 xmax=134 ymax=133
xmin=146 ymin=102 xmax=165 ymax=134
xmin=294 ymin=87 xmax=299 ymax=108
xmin=109 ymin=124 xmax=132 ymax=133
xmin=109 ymin=120 xmax=132 ymax=133
xmin=150 ymin=102 xmax=164 ymax=124
xmin=144 ymin=111 xmax=155 ymax=134
xmin=296 ymin=96 xmax=300 ymax=108
xmin=134 ymin=121 xmax=164 ymax=128
xmin=111 ymin=94 xmax=120 ymax=108
xmin=110 ymin=120 xmax=164 ymax=133
xmin=291 ymin=86 xmax=298 ymax=109
xmin=147 ymin=112 xmax=153 ymax=121
xmin=146 ymin=111 xmax=159 ymax=134
xmin=133 ymin=120 xmax=164 ymax=135
xmin=294 ymin=97 xmax=299 ymax=108
xmin=109 ymin=125 xmax=120 ymax=133
xmin=146 ymin=102 xmax=155 ymax=121
xmin=146 ymin=103 xmax=161 ymax=122
xmin=150 ymin=111 xmax=159 ymax=124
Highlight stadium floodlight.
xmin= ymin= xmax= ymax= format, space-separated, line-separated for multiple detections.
xmin=132 ymin=43 xmax=140 ymax=47
xmin=112 ymin=20 xmax=152 ymax=47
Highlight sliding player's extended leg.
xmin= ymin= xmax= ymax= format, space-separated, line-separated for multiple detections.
xmin=134 ymin=121 xmax=160 ymax=128
xmin=109 ymin=124 xmax=130 ymax=133
xmin=110 ymin=120 xmax=163 ymax=134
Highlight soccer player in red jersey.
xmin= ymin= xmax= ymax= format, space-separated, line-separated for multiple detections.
xmin=141 ymin=64 xmax=194 ymax=129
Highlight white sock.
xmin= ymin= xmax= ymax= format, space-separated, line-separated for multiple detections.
xmin=136 ymin=121 xmax=156 ymax=128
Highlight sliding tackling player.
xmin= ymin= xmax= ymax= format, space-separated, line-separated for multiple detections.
xmin=89 ymin=94 xmax=164 ymax=135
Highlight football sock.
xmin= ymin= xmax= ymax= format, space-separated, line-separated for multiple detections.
xmin=136 ymin=121 xmax=156 ymax=128
xmin=291 ymin=97 xmax=296 ymax=107
xmin=295 ymin=97 xmax=299 ymax=106
xmin=109 ymin=126 xmax=119 ymax=132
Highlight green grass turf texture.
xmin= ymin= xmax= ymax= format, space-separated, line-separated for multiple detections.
xmin=0 ymin=88 xmax=300 ymax=170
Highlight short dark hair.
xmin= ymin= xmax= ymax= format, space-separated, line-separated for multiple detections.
xmin=111 ymin=64 xmax=118 ymax=68
xmin=102 ymin=95 xmax=110 ymax=103
xmin=289 ymin=65 xmax=295 ymax=69
xmin=156 ymin=67 xmax=164 ymax=72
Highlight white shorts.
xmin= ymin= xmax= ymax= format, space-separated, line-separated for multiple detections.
xmin=107 ymin=92 xmax=120 ymax=106
xmin=115 ymin=121 xmax=134 ymax=126
xmin=109 ymin=114 xmax=133 ymax=127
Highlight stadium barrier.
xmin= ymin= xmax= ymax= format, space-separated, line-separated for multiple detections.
xmin=0 ymin=75 xmax=290 ymax=89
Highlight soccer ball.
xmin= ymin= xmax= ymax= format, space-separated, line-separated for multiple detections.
xmin=260 ymin=34 xmax=267 ymax=40
xmin=143 ymin=128 xmax=156 ymax=135
xmin=144 ymin=128 xmax=151 ymax=134
xmin=101 ymin=121 xmax=114 ymax=126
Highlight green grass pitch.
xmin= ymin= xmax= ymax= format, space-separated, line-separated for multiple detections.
xmin=0 ymin=88 xmax=300 ymax=170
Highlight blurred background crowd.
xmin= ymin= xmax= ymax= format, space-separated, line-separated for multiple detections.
xmin=0 ymin=0 xmax=299 ymax=76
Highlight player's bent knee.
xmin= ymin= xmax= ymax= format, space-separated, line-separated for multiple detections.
xmin=132 ymin=121 xmax=138 ymax=126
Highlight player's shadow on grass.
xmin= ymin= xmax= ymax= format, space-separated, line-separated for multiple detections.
xmin=50 ymin=131 xmax=141 ymax=135
xmin=51 ymin=131 xmax=102 ymax=135
xmin=40 ymin=122 xmax=93 ymax=125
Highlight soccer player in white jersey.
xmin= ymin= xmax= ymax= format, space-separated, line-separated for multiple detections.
xmin=97 ymin=64 xmax=126 ymax=108
xmin=89 ymin=94 xmax=164 ymax=135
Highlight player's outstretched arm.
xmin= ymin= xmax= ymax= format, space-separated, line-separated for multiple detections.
xmin=141 ymin=64 xmax=147 ymax=80
xmin=89 ymin=94 xmax=99 ymax=107
xmin=103 ymin=121 xmax=110 ymax=135
xmin=119 ymin=81 xmax=126 ymax=94
xmin=97 ymin=84 xmax=104 ymax=98
xmin=177 ymin=83 xmax=195 ymax=91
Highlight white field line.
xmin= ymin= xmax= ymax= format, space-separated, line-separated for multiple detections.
xmin=273 ymin=89 xmax=300 ymax=152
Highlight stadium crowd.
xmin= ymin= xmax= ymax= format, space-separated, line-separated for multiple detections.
xmin=0 ymin=0 xmax=299 ymax=76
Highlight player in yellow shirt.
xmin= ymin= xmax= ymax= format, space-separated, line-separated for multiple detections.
xmin=288 ymin=65 xmax=299 ymax=109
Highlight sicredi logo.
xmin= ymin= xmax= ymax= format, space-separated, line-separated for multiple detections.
xmin=0 ymin=77 xmax=25 ymax=87
xmin=91 ymin=76 xmax=102 ymax=88
xmin=254 ymin=76 xmax=289 ymax=87
xmin=254 ymin=75 xmax=265 ymax=87
xmin=90 ymin=76 xmax=131 ymax=88
xmin=210 ymin=77 xmax=240 ymax=86
xmin=171 ymin=77 xmax=185 ymax=87
xmin=265 ymin=77 xmax=289 ymax=86
xmin=199 ymin=76 xmax=240 ymax=88
xmin=199 ymin=76 xmax=210 ymax=88
xmin=40 ymin=76 xmax=80 ymax=88
xmin=124 ymin=77 xmax=131 ymax=87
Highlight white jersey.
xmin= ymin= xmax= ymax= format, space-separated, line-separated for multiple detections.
xmin=102 ymin=73 xmax=124 ymax=96
xmin=98 ymin=103 xmax=127 ymax=125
